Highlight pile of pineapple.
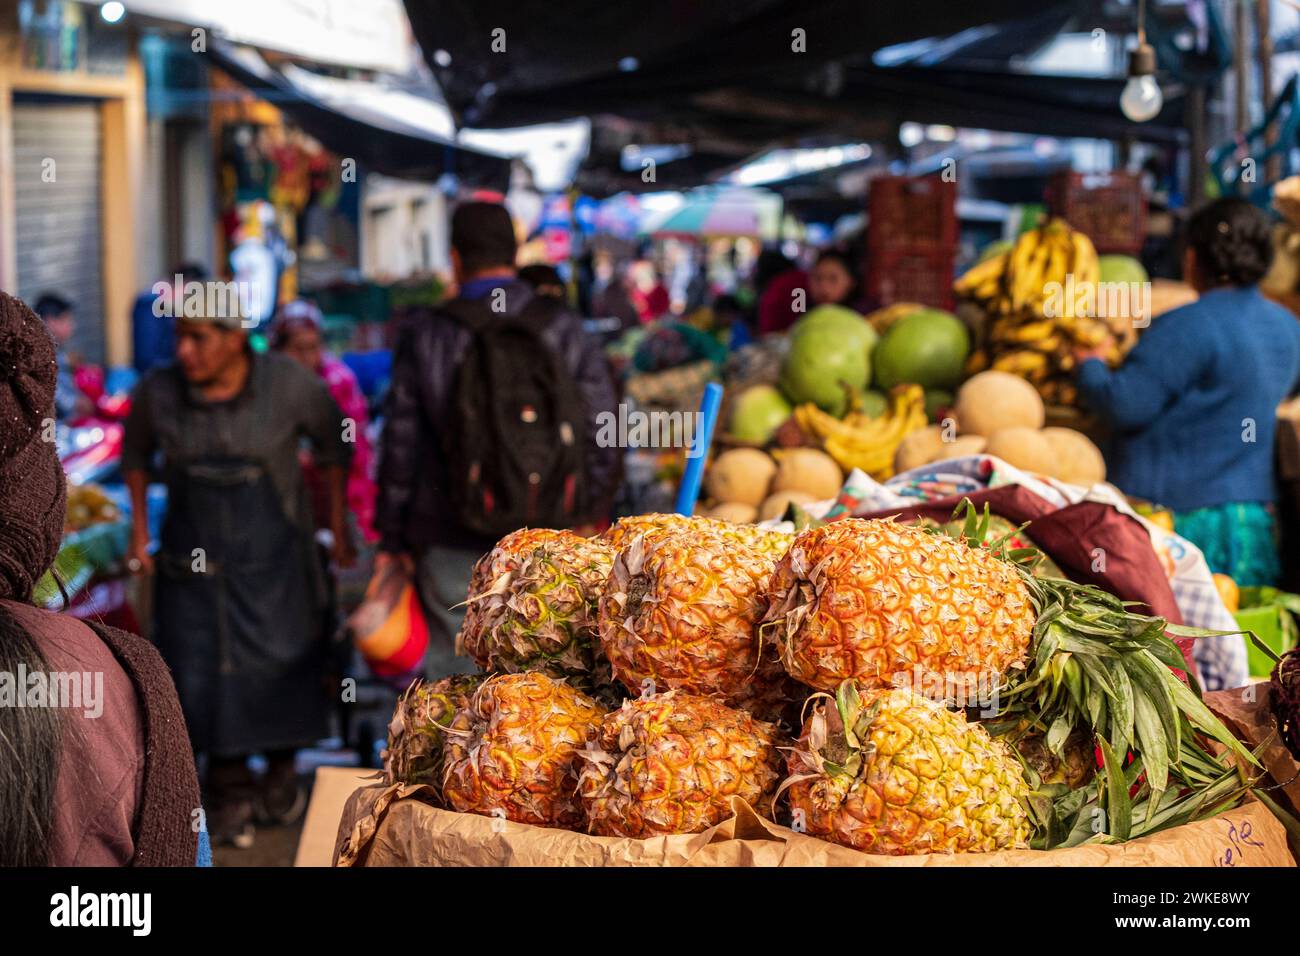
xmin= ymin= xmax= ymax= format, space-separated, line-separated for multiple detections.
xmin=384 ymin=508 xmax=1261 ymax=857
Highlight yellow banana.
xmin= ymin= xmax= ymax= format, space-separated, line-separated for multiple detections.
xmin=1069 ymin=230 xmax=1099 ymax=286
xmin=992 ymin=349 xmax=1051 ymax=383
xmin=995 ymin=318 xmax=1057 ymax=344
xmin=953 ymin=252 xmax=1008 ymax=297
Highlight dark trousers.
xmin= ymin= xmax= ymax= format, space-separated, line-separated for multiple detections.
xmin=207 ymin=749 xmax=296 ymax=822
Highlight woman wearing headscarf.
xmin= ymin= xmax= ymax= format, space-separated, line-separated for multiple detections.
xmin=0 ymin=290 xmax=201 ymax=866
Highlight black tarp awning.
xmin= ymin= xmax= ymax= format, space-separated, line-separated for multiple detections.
xmin=405 ymin=0 xmax=1073 ymax=126
xmin=205 ymin=40 xmax=513 ymax=191
xmin=404 ymin=0 xmax=1191 ymax=179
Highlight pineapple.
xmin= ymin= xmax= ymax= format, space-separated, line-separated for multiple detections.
xmin=782 ymin=682 xmax=1032 ymax=854
xmin=382 ymin=674 xmax=485 ymax=793
xmin=441 ymin=672 xmax=606 ymax=828
xmin=729 ymin=522 xmax=797 ymax=562
xmin=768 ymin=502 xmax=1260 ymax=850
xmin=458 ymin=528 xmax=614 ymax=680
xmin=1013 ymin=725 xmax=1095 ymax=790
xmin=577 ymin=691 xmax=784 ymax=837
xmin=602 ymin=513 xmax=794 ymax=563
xmin=763 ymin=518 xmax=1033 ymax=695
xmin=599 ymin=525 xmax=792 ymax=719
xmin=600 ymin=513 xmax=704 ymax=551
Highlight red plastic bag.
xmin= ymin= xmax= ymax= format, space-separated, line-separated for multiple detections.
xmin=347 ymin=562 xmax=428 ymax=678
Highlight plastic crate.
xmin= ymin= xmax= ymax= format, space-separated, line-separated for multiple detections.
xmin=867 ymin=175 xmax=958 ymax=254
xmin=865 ymin=247 xmax=955 ymax=310
xmin=1045 ymin=171 xmax=1146 ymax=256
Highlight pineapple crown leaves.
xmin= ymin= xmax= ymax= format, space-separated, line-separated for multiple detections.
xmin=1010 ymin=573 xmax=1259 ymax=785
xmin=933 ymin=499 xmax=1043 ymax=571
xmin=770 ymin=682 xmax=880 ymax=817
xmin=932 ymin=501 xmax=1259 ymax=811
xmin=1031 ymin=737 xmax=1270 ymax=850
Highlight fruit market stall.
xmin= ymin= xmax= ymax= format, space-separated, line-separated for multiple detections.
xmin=328 ymin=488 xmax=1300 ymax=866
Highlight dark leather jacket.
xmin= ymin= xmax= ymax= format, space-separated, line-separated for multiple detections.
xmin=375 ymin=279 xmax=620 ymax=555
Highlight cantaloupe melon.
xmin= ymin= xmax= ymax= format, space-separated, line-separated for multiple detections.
xmin=894 ymin=425 xmax=944 ymax=473
xmin=705 ymin=448 xmax=776 ymax=506
xmin=928 ymin=434 xmax=987 ymax=463
xmin=709 ymin=501 xmax=760 ymax=523
xmin=770 ymin=448 xmax=843 ymax=500
xmin=955 ymin=371 xmax=1045 ymax=437
xmin=1041 ymin=427 xmax=1106 ymax=486
xmin=984 ymin=427 xmax=1055 ymax=476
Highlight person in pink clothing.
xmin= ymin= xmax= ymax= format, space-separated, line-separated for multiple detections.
xmin=272 ymin=300 xmax=378 ymax=542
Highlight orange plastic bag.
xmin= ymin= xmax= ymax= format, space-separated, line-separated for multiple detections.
xmin=347 ymin=562 xmax=428 ymax=678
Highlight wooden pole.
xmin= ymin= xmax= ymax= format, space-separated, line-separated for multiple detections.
xmin=1258 ymin=0 xmax=1279 ymax=181
xmin=1236 ymin=0 xmax=1250 ymax=132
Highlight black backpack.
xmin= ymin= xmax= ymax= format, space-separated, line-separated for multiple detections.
xmin=439 ymin=293 xmax=587 ymax=538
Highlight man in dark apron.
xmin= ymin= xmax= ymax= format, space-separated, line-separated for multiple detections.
xmin=123 ymin=309 xmax=353 ymax=849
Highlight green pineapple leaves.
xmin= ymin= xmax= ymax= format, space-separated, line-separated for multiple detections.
xmin=941 ymin=499 xmax=1262 ymax=846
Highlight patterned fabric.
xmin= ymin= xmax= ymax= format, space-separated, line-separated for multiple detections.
xmin=303 ymin=354 xmax=377 ymax=542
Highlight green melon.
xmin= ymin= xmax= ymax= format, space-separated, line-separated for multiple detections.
xmin=859 ymin=389 xmax=888 ymax=418
xmin=872 ymin=309 xmax=970 ymax=391
xmin=729 ymin=385 xmax=793 ymax=445
xmin=778 ymin=305 xmax=877 ymax=416
xmin=1097 ymin=255 xmax=1148 ymax=286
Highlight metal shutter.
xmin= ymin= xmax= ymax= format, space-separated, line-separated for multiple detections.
xmin=13 ymin=100 xmax=104 ymax=364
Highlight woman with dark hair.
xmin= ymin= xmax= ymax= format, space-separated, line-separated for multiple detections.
xmin=808 ymin=249 xmax=861 ymax=309
xmin=0 ymin=290 xmax=201 ymax=865
xmin=1075 ymin=197 xmax=1300 ymax=594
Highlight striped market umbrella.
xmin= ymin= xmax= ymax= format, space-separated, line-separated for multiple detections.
xmin=639 ymin=187 xmax=783 ymax=240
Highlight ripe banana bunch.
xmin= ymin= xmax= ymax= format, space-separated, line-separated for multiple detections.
xmin=796 ymin=385 xmax=927 ymax=480
xmin=952 ymin=251 xmax=1009 ymax=305
xmin=954 ymin=218 xmax=1112 ymax=407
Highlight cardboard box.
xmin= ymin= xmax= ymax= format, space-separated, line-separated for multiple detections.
xmin=295 ymin=766 xmax=382 ymax=867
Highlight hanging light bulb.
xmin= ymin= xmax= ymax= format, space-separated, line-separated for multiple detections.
xmin=1121 ymin=41 xmax=1163 ymax=122
xmin=1120 ymin=0 xmax=1162 ymax=123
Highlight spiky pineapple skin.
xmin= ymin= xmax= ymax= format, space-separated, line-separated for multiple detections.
xmin=383 ymin=674 xmax=485 ymax=793
xmin=786 ymin=687 xmax=1031 ymax=855
xmin=577 ymin=691 xmax=784 ymax=837
xmin=602 ymin=513 xmax=793 ymax=562
xmin=442 ymin=672 xmax=605 ymax=828
xmin=599 ymin=527 xmax=791 ymax=719
xmin=458 ymin=528 xmax=614 ymax=680
xmin=765 ymin=519 xmax=1033 ymax=693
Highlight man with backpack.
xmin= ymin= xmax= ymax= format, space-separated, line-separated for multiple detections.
xmin=374 ymin=201 xmax=620 ymax=676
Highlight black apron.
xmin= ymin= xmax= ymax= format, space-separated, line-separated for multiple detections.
xmin=153 ymin=389 xmax=327 ymax=758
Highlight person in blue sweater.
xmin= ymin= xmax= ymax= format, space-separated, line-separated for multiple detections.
xmin=1075 ymin=198 xmax=1300 ymax=588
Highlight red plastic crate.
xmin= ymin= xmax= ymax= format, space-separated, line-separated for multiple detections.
xmin=1045 ymin=171 xmax=1146 ymax=255
xmin=867 ymin=175 xmax=958 ymax=254
xmin=866 ymin=247 xmax=955 ymax=311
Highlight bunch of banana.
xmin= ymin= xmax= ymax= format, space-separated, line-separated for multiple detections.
xmin=794 ymin=385 xmax=927 ymax=479
xmin=954 ymin=218 xmax=1116 ymax=407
